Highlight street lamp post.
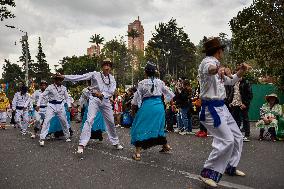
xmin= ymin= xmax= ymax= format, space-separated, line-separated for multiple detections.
xmin=22 ymin=33 xmax=29 ymax=86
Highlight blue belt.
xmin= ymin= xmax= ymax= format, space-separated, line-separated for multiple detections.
xmin=200 ymin=99 xmax=225 ymax=128
xmin=49 ymin=100 xmax=63 ymax=104
xmin=40 ymin=105 xmax=47 ymax=108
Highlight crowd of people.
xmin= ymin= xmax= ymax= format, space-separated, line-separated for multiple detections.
xmin=0 ymin=37 xmax=283 ymax=188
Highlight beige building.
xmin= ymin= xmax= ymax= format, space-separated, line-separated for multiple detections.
xmin=87 ymin=45 xmax=100 ymax=57
xmin=128 ymin=16 xmax=144 ymax=51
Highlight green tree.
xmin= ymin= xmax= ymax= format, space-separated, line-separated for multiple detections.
xmin=229 ymin=0 xmax=284 ymax=89
xmin=0 ymin=0 xmax=15 ymax=21
xmin=59 ymin=55 xmax=101 ymax=95
xmin=60 ymin=55 xmax=100 ymax=75
xmin=218 ymin=33 xmax=233 ymax=66
xmin=127 ymin=28 xmax=140 ymax=50
xmin=101 ymin=36 xmax=132 ymax=87
xmin=145 ymin=18 xmax=196 ymax=80
xmin=89 ymin=34 xmax=104 ymax=57
xmin=1 ymin=59 xmax=24 ymax=99
xmin=34 ymin=37 xmax=51 ymax=83
xmin=89 ymin=34 xmax=105 ymax=46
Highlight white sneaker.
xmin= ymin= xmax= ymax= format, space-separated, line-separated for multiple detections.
xmin=114 ymin=144 xmax=123 ymax=150
xmin=235 ymin=170 xmax=246 ymax=176
xmin=31 ymin=134 xmax=36 ymax=139
xmin=174 ymin=129 xmax=180 ymax=133
xmin=77 ymin=146 xmax=84 ymax=154
xmin=21 ymin=131 xmax=27 ymax=135
xmin=179 ymin=131 xmax=186 ymax=135
xmin=243 ymin=136 xmax=250 ymax=142
xmin=199 ymin=176 xmax=217 ymax=188
xmin=66 ymin=138 xmax=71 ymax=142
xmin=39 ymin=140 xmax=44 ymax=146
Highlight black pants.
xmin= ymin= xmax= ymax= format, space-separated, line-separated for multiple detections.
xmin=200 ymin=122 xmax=207 ymax=132
xmin=166 ymin=109 xmax=175 ymax=132
xmin=10 ymin=111 xmax=16 ymax=124
xmin=230 ymin=106 xmax=250 ymax=137
xmin=260 ymin=127 xmax=276 ymax=139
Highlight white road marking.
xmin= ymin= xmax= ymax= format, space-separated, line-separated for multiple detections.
xmin=86 ymin=147 xmax=254 ymax=189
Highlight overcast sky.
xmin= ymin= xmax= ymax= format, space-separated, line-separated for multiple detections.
xmin=0 ymin=0 xmax=252 ymax=76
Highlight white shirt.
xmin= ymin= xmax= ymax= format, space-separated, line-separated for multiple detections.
xmin=64 ymin=71 xmax=116 ymax=99
xmin=131 ymin=78 xmax=175 ymax=106
xmin=198 ymin=56 xmax=240 ymax=100
xmin=32 ymin=89 xmax=48 ymax=107
xmin=12 ymin=92 xmax=31 ymax=110
xmin=79 ymin=87 xmax=92 ymax=107
xmin=38 ymin=84 xmax=71 ymax=107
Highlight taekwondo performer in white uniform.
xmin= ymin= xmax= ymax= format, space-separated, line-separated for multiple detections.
xmin=12 ymin=85 xmax=31 ymax=135
xmin=198 ymin=37 xmax=251 ymax=187
xmin=31 ymin=80 xmax=48 ymax=139
xmin=63 ymin=58 xmax=123 ymax=154
xmin=36 ymin=74 xmax=71 ymax=146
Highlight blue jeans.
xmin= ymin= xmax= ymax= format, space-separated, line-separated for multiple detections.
xmin=177 ymin=112 xmax=184 ymax=131
xmin=179 ymin=107 xmax=192 ymax=132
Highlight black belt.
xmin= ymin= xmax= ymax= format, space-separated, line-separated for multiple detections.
xmin=49 ymin=100 xmax=63 ymax=104
xmin=16 ymin=106 xmax=24 ymax=110
xmin=40 ymin=105 xmax=47 ymax=108
xmin=91 ymin=93 xmax=109 ymax=100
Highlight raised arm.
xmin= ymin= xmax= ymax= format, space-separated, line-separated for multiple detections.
xmin=64 ymin=71 xmax=95 ymax=82
xmin=224 ymin=74 xmax=241 ymax=86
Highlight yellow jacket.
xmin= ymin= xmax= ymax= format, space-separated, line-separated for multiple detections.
xmin=0 ymin=93 xmax=10 ymax=111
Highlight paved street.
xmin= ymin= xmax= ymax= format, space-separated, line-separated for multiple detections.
xmin=0 ymin=122 xmax=283 ymax=189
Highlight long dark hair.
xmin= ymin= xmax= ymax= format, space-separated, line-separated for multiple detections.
xmin=145 ymin=70 xmax=156 ymax=93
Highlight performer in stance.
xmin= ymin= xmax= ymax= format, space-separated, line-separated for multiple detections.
xmin=31 ymin=80 xmax=48 ymax=139
xmin=130 ymin=62 xmax=175 ymax=161
xmin=12 ymin=85 xmax=31 ymax=135
xmin=198 ymin=37 xmax=251 ymax=187
xmin=79 ymin=81 xmax=106 ymax=141
xmin=37 ymin=74 xmax=71 ymax=146
xmin=63 ymin=58 xmax=123 ymax=154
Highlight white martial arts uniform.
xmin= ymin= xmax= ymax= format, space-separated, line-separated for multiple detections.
xmin=79 ymin=87 xmax=92 ymax=108
xmin=64 ymin=71 xmax=119 ymax=146
xmin=198 ymin=56 xmax=243 ymax=176
xmin=37 ymin=84 xmax=71 ymax=140
xmin=12 ymin=92 xmax=31 ymax=133
xmin=32 ymin=89 xmax=48 ymax=131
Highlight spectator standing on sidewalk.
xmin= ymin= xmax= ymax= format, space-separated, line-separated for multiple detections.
xmin=226 ymin=68 xmax=253 ymax=142
xmin=175 ymin=79 xmax=194 ymax=135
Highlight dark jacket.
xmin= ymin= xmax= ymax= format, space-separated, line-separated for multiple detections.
xmin=225 ymin=79 xmax=253 ymax=107
xmin=174 ymin=89 xmax=192 ymax=109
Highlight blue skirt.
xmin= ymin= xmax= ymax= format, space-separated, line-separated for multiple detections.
xmin=131 ymin=96 xmax=167 ymax=149
xmin=81 ymin=104 xmax=106 ymax=140
xmin=48 ymin=103 xmax=71 ymax=135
